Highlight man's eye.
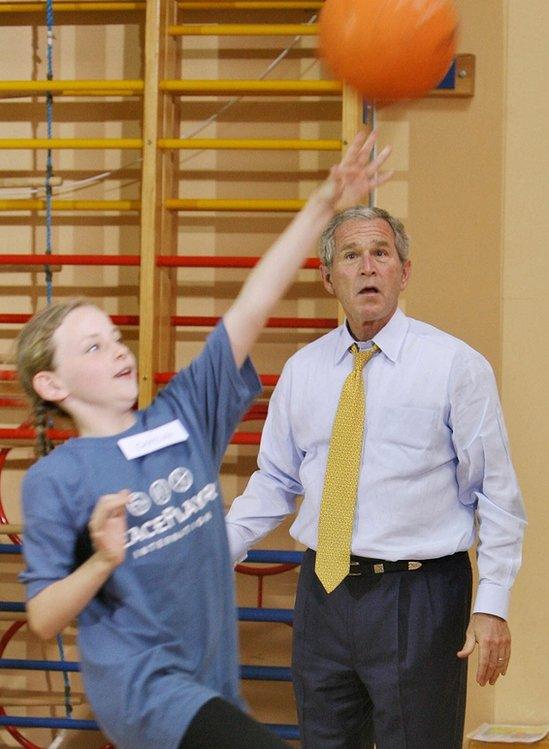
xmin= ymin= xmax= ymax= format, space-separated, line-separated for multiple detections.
xmin=86 ymin=343 xmax=99 ymax=353
xmin=344 ymin=252 xmax=357 ymax=260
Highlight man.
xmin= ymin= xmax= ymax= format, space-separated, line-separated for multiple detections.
xmin=226 ymin=205 xmax=526 ymax=749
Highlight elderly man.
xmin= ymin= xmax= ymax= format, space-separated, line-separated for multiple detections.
xmin=226 ymin=205 xmax=525 ymax=749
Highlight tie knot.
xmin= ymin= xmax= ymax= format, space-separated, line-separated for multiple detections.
xmin=351 ymin=343 xmax=379 ymax=371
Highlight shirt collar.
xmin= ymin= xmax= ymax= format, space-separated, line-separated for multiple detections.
xmin=334 ymin=307 xmax=409 ymax=365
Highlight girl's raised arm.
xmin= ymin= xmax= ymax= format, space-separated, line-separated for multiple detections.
xmin=223 ymin=129 xmax=393 ymax=368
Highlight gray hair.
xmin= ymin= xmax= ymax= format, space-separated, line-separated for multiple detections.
xmin=319 ymin=206 xmax=410 ymax=267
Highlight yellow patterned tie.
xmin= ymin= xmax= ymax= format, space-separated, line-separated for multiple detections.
xmin=315 ymin=343 xmax=380 ymax=593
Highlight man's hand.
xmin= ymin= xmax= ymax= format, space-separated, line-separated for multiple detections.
xmin=457 ymin=612 xmax=511 ymax=685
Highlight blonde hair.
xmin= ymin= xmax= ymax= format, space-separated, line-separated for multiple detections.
xmin=16 ymin=299 xmax=86 ymax=456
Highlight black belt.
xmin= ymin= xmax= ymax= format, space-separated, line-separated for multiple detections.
xmin=347 ymin=551 xmax=464 ymax=576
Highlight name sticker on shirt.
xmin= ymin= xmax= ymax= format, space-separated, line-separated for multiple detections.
xmin=117 ymin=419 xmax=189 ymax=460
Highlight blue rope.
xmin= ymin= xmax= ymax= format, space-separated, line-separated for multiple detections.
xmin=44 ymin=0 xmax=72 ymax=720
xmin=44 ymin=0 xmax=55 ymax=304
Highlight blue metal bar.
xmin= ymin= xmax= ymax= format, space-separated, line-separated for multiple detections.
xmin=0 ymin=657 xmax=80 ymax=672
xmin=0 ymin=659 xmax=292 ymax=683
xmin=245 ymin=549 xmax=303 ymax=564
xmin=0 ymin=715 xmax=299 ymax=739
xmin=238 ymin=606 xmax=293 ymax=623
xmin=0 ymin=546 xmax=306 ymax=562
xmin=0 ymin=544 xmax=21 ymax=554
xmin=240 ymin=665 xmax=291 ymax=681
xmin=0 ymin=601 xmax=25 ymax=612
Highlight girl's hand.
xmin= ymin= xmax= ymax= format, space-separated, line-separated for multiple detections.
xmin=316 ymin=129 xmax=393 ymax=211
xmin=89 ymin=490 xmax=129 ymax=568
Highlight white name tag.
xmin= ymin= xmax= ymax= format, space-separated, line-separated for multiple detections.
xmin=118 ymin=419 xmax=189 ymax=460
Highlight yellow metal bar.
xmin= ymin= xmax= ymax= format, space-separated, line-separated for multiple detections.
xmin=178 ymin=1 xmax=321 ymax=7
xmin=0 ymin=1 xmax=144 ymax=11
xmin=0 ymin=523 xmax=22 ymax=535
xmin=0 ymin=80 xmax=143 ymax=96
xmin=161 ymin=79 xmax=341 ymax=95
xmin=167 ymin=198 xmax=305 ymax=211
xmin=0 ymin=176 xmax=63 ymax=187
xmin=159 ymin=137 xmax=341 ymax=150
xmin=169 ymin=23 xmax=318 ymax=35
xmin=3 ymin=696 xmax=85 ymax=707
xmin=0 ymin=613 xmax=27 ymax=620
xmin=0 ymin=138 xmax=142 ymax=149
xmin=0 ymin=199 xmax=140 ymax=211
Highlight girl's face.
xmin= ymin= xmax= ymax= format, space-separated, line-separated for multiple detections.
xmin=47 ymin=305 xmax=138 ymax=426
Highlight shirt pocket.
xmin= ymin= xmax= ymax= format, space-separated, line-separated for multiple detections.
xmin=378 ymin=405 xmax=439 ymax=449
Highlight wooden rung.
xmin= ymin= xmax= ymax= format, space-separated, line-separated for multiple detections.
xmin=158 ymin=138 xmax=341 ymax=151
xmin=0 ymin=176 xmax=63 ymax=187
xmin=0 ymin=80 xmax=143 ymax=96
xmin=0 ymin=139 xmax=142 ymax=150
xmin=166 ymin=198 xmax=305 ymax=212
xmin=0 ymin=265 xmax=62 ymax=272
xmin=178 ymin=1 xmax=322 ymax=7
xmin=0 ymin=523 xmax=23 ymax=535
xmin=2 ymin=696 xmax=84 ymax=707
xmin=0 ymin=612 xmax=26 ymax=621
xmin=160 ymin=79 xmax=342 ymax=96
xmin=0 ymin=199 xmax=140 ymax=212
xmin=169 ymin=23 xmax=318 ymax=35
xmin=0 ymin=2 xmax=145 ymax=11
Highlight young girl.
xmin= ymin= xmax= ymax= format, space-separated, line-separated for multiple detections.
xmin=16 ymin=130 xmax=392 ymax=749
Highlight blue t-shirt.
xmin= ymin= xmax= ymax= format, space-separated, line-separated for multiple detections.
xmin=20 ymin=322 xmax=261 ymax=749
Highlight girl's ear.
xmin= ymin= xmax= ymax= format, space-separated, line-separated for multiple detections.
xmin=32 ymin=371 xmax=68 ymax=405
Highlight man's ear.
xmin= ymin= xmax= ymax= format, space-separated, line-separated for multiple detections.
xmin=32 ymin=371 xmax=68 ymax=405
xmin=320 ymin=264 xmax=335 ymax=296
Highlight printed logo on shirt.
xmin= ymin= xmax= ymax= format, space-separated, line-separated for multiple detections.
xmin=126 ymin=465 xmax=195 ymax=516
xmin=125 ymin=480 xmax=217 ymax=560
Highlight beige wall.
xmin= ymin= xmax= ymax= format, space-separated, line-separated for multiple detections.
xmin=496 ymin=0 xmax=549 ymax=725
xmin=0 ymin=0 xmax=547 ymax=745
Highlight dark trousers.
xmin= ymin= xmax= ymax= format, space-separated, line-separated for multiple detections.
xmin=179 ymin=697 xmax=289 ymax=748
xmin=292 ymin=549 xmax=472 ymax=749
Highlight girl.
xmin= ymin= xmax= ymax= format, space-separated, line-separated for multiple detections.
xmin=16 ymin=130 xmax=392 ymax=749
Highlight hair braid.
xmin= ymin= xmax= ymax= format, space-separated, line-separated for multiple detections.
xmin=34 ymin=399 xmax=55 ymax=457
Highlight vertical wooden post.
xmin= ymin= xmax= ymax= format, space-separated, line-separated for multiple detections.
xmin=138 ymin=0 xmax=179 ymax=407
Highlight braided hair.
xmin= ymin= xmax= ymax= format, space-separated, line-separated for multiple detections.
xmin=16 ymin=299 xmax=85 ymax=457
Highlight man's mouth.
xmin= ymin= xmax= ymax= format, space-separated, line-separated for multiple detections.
xmin=358 ymin=286 xmax=379 ymax=295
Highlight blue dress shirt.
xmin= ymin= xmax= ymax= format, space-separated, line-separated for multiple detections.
xmin=226 ymin=309 xmax=526 ymax=619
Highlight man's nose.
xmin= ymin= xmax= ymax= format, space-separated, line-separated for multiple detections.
xmin=360 ymin=253 xmax=374 ymax=274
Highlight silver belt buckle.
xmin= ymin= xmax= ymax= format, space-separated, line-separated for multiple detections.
xmin=408 ymin=561 xmax=422 ymax=571
xmin=373 ymin=563 xmax=385 ymax=574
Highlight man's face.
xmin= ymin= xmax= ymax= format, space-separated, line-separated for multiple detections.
xmin=320 ymin=217 xmax=411 ymax=340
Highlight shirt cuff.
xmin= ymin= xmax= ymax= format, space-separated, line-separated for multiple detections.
xmin=473 ymin=580 xmax=510 ymax=620
xmin=225 ymin=522 xmax=251 ymax=565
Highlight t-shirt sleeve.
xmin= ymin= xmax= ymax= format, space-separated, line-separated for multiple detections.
xmin=159 ymin=321 xmax=262 ymax=469
xmin=19 ymin=462 xmax=78 ymax=601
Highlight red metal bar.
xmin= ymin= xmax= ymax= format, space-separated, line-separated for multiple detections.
xmin=0 ymin=370 xmax=280 ymax=387
xmin=154 ymin=372 xmax=279 ymax=386
xmin=0 ymin=254 xmax=320 ymax=269
xmin=0 ymin=314 xmax=139 ymax=325
xmin=171 ymin=315 xmax=336 ymax=329
xmin=0 ymin=254 xmax=139 ymax=266
xmin=0 ymin=425 xmax=261 ymax=445
xmin=158 ymin=255 xmax=320 ymax=269
xmin=0 ymin=313 xmax=334 ymax=329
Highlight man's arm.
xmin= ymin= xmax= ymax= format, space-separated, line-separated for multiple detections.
xmin=223 ymin=129 xmax=393 ymax=368
xmin=450 ymin=351 xmax=526 ymax=685
xmin=226 ymin=364 xmax=304 ymax=563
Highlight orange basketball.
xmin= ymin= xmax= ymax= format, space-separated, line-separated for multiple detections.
xmin=318 ymin=0 xmax=459 ymax=102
